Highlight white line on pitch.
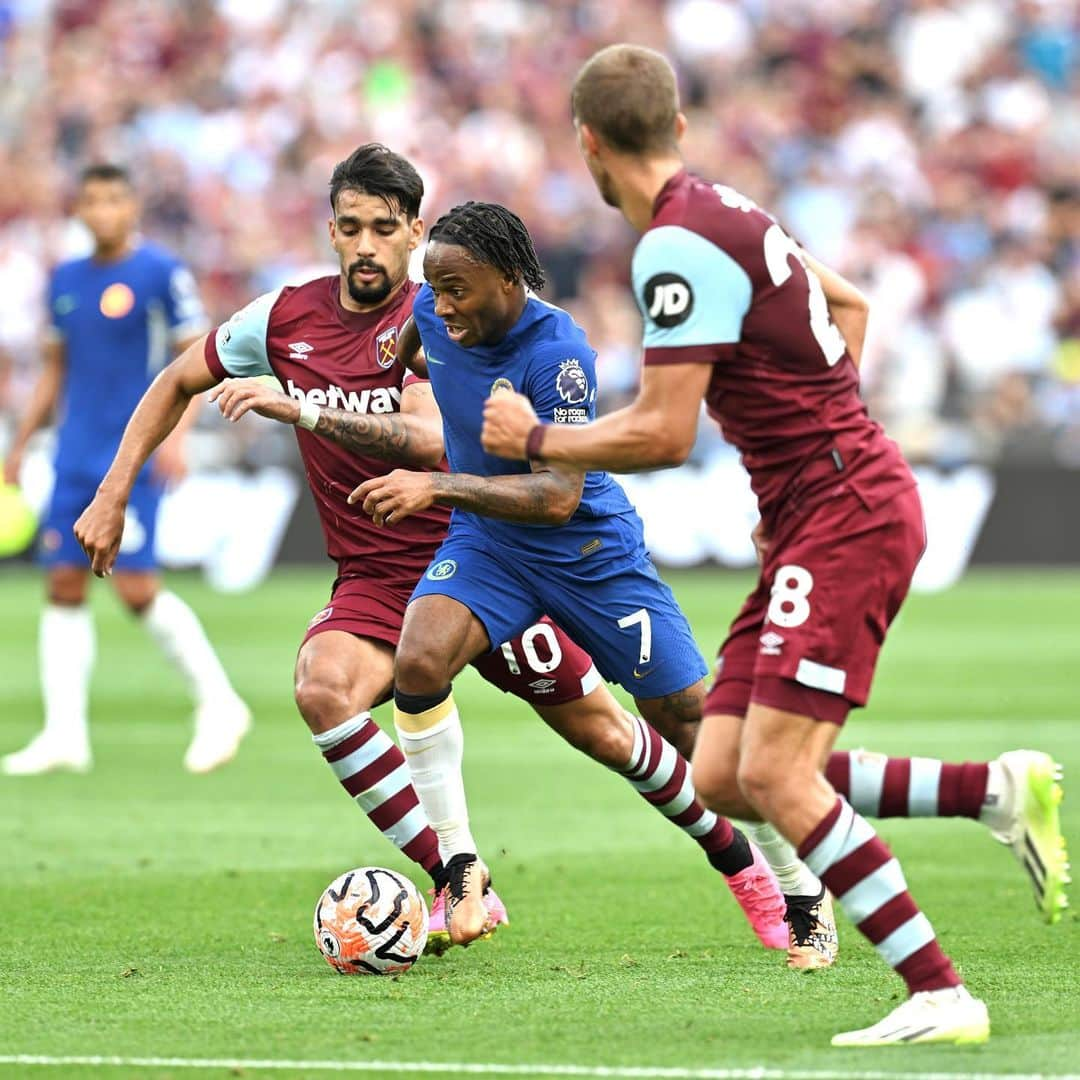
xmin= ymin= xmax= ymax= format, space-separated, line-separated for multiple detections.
xmin=0 ymin=1058 xmax=1077 ymax=1080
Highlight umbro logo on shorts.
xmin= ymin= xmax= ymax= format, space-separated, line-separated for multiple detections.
xmin=528 ymin=678 xmax=558 ymax=693
xmin=760 ymin=631 xmax=785 ymax=655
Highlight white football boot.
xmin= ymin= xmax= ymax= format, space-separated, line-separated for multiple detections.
xmin=981 ymin=750 xmax=1070 ymax=924
xmin=1 ymin=732 xmax=92 ymax=776
xmin=183 ymin=696 xmax=252 ymax=774
xmin=832 ymin=986 xmax=990 ymax=1047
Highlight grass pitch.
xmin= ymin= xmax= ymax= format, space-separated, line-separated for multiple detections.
xmin=0 ymin=566 xmax=1077 ymax=1079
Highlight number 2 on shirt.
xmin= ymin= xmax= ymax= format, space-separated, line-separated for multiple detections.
xmin=763 ymin=224 xmax=846 ymax=367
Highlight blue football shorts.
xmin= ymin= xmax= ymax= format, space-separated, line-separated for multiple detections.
xmin=40 ymin=473 xmax=162 ymax=572
xmin=409 ymin=529 xmax=707 ymax=699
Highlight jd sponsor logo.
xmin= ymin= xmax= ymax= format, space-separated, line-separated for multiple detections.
xmin=643 ymin=273 xmax=694 ymax=327
xmin=427 ymin=559 xmax=457 ymax=581
xmin=285 ymin=379 xmax=401 ymax=414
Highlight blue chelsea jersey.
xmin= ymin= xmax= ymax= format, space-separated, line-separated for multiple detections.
xmin=47 ymin=242 xmax=207 ymax=483
xmin=412 ymin=284 xmax=640 ymax=562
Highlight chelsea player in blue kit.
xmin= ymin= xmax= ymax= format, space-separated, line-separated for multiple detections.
xmin=354 ymin=202 xmax=727 ymax=943
xmin=2 ymin=164 xmax=249 ymax=777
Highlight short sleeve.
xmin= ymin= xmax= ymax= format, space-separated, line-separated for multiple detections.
xmin=631 ymin=225 xmax=752 ymax=364
xmin=204 ymin=289 xmax=282 ymax=380
xmin=162 ymin=262 xmax=209 ymax=341
xmin=526 ymin=342 xmax=597 ymax=426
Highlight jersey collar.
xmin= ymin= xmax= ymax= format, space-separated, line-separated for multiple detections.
xmin=652 ymin=168 xmax=690 ymax=220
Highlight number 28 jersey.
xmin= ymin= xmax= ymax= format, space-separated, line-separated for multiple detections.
xmin=636 ymin=170 xmax=914 ymax=524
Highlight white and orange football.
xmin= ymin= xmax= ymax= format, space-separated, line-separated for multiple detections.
xmin=313 ymin=867 xmax=428 ymax=975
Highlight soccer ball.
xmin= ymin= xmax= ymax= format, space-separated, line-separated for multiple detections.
xmin=313 ymin=866 xmax=429 ymax=975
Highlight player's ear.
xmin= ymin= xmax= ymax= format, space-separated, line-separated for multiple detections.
xmin=407 ymin=216 xmax=424 ymax=251
xmin=674 ymin=112 xmax=688 ymax=142
xmin=577 ymin=121 xmax=600 ymax=157
xmin=327 ymin=216 xmax=337 ymax=244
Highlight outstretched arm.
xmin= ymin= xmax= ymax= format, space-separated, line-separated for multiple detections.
xmin=350 ymin=460 xmax=584 ymax=528
xmin=210 ymin=377 xmax=445 ymax=467
xmin=481 ymin=362 xmax=712 ymax=472
xmin=75 ymin=336 xmax=219 ymax=575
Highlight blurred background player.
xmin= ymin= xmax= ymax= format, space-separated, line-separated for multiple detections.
xmin=2 ymin=164 xmax=250 ymax=777
xmin=482 ymin=44 xmax=1068 ymax=1044
xmin=75 ymin=146 xmax=789 ymax=951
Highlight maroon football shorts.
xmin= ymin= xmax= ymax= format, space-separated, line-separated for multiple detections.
xmin=302 ymin=575 xmax=598 ymax=707
xmin=705 ymin=484 xmax=925 ymax=726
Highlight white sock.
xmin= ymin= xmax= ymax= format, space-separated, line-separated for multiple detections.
xmin=40 ymin=603 xmax=95 ymax=748
xmin=395 ymin=704 xmax=476 ymax=862
xmin=745 ymin=820 xmax=822 ymax=896
xmin=141 ymin=590 xmax=235 ymax=709
xmin=979 ymin=759 xmax=1011 ymax=832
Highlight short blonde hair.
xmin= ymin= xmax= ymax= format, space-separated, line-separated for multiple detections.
xmin=571 ymin=44 xmax=680 ymax=155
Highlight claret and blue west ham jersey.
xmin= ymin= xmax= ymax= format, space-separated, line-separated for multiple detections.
xmin=635 ymin=171 xmax=914 ymax=525
xmin=411 ymin=284 xmax=639 ymax=564
xmin=48 ymin=241 xmax=207 ymax=485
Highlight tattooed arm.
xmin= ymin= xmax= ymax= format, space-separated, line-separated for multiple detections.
xmin=350 ymin=460 xmax=585 ymax=527
xmin=211 ymin=377 xmax=445 ymax=467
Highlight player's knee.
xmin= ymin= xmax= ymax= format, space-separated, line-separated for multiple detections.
xmin=393 ymin=641 xmax=450 ymax=696
xmin=563 ymin=708 xmax=632 ymax=768
xmin=736 ymin=750 xmax=782 ymax=813
xmin=47 ymin=567 xmax=87 ymax=606
xmin=692 ymin=753 xmax=741 ymax=815
xmin=294 ymin=669 xmax=355 ymax=731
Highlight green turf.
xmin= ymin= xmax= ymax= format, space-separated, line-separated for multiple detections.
xmin=0 ymin=566 xmax=1077 ymax=1079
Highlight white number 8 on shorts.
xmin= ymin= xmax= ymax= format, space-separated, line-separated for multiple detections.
xmin=767 ymin=564 xmax=813 ymax=628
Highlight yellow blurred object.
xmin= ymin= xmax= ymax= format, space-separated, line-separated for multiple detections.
xmin=0 ymin=479 xmax=38 ymax=557
xmin=1052 ymin=339 xmax=1080 ymax=384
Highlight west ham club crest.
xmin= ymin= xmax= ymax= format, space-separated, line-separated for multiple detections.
xmin=375 ymin=326 xmax=398 ymax=369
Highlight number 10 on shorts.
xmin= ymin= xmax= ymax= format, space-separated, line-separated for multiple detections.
xmin=768 ymin=565 xmax=813 ymax=629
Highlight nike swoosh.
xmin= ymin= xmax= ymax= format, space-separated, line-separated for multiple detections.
xmin=402 ymin=745 xmax=437 ymax=757
xmin=427 ymin=356 xmax=446 ymax=365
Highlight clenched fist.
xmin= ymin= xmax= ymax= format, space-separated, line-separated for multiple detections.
xmin=481 ymin=391 xmax=538 ymax=461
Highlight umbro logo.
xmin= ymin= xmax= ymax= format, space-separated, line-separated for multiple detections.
xmin=289 ymin=341 xmax=314 ymax=361
xmin=760 ymin=631 xmax=785 ymax=656
xmin=528 ymin=678 xmax=558 ymax=694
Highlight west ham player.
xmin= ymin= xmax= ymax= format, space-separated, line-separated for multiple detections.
xmin=2 ymin=164 xmax=249 ymax=777
xmin=75 ymin=145 xmax=791 ymax=950
xmin=481 ymin=46 xmax=1069 ymax=1044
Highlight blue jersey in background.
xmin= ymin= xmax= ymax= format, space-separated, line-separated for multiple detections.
xmin=40 ymin=241 xmax=207 ymax=570
xmin=48 ymin=241 xmax=206 ymax=485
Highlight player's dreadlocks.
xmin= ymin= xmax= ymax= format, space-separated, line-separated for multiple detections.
xmin=428 ymin=202 xmax=546 ymax=293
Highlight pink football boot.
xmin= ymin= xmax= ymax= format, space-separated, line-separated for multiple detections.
xmin=425 ymin=882 xmax=508 ymax=955
xmin=725 ymin=845 xmax=789 ymax=949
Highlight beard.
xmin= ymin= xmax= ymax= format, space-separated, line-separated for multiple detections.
xmin=346 ymin=262 xmax=393 ymax=305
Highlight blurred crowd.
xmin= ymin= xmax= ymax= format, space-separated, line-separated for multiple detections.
xmin=1 ymin=0 xmax=1079 ymax=468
